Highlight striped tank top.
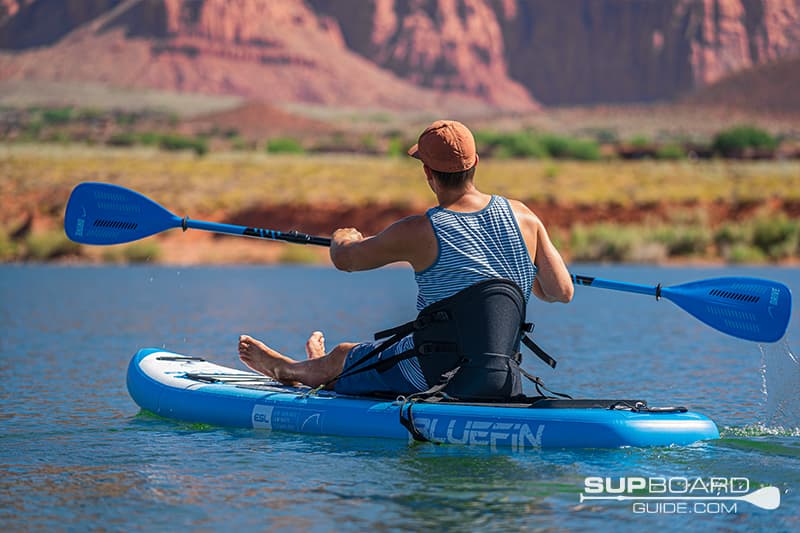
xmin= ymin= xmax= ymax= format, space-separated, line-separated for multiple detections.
xmin=415 ymin=195 xmax=536 ymax=309
xmin=394 ymin=195 xmax=536 ymax=392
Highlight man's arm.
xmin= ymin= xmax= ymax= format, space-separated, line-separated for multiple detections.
xmin=531 ymin=219 xmax=574 ymax=303
xmin=509 ymin=200 xmax=573 ymax=303
xmin=330 ymin=215 xmax=436 ymax=272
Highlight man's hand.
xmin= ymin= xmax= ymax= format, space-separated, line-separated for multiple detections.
xmin=332 ymin=227 xmax=364 ymax=245
xmin=330 ymin=227 xmax=365 ymax=271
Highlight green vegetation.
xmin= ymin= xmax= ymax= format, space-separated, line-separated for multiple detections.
xmin=474 ymin=130 xmax=601 ymax=160
xmin=567 ymin=223 xmax=710 ymax=263
xmin=582 ymin=128 xmax=618 ymax=145
xmin=107 ymin=132 xmax=138 ymax=147
xmin=114 ymin=112 xmax=139 ymax=127
xmin=475 ymin=130 xmax=600 ymax=161
xmin=101 ymin=241 xmax=162 ymax=263
xmin=0 ymin=227 xmax=17 ymax=261
xmin=360 ymin=134 xmax=379 ymax=154
xmin=652 ymin=225 xmax=712 ymax=256
xmin=540 ymin=134 xmax=601 ymax=161
xmin=158 ymin=133 xmax=208 ymax=156
xmin=712 ymin=125 xmax=778 ymax=157
xmin=106 ymin=131 xmax=208 ymax=155
xmin=1 ymin=107 xmax=797 ymax=164
xmin=655 ymin=144 xmax=685 ymax=160
xmin=386 ymin=135 xmax=407 ymax=157
xmin=570 ymin=224 xmax=642 ymax=262
xmin=266 ymin=137 xmax=305 ymax=154
xmin=277 ymin=245 xmax=320 ymax=264
xmin=45 ymin=131 xmax=72 ymax=144
xmin=566 ymin=217 xmax=796 ymax=264
xmin=41 ymin=107 xmax=74 ymax=125
xmin=137 ymin=131 xmax=162 ymax=146
xmin=751 ymin=214 xmax=799 ymax=260
xmin=727 ymin=244 xmax=768 ymax=264
xmin=712 ymin=215 xmax=799 ymax=262
xmin=24 ymin=230 xmax=81 ymax=261
xmin=475 ymin=130 xmax=548 ymax=158
xmin=628 ymin=135 xmax=651 ymax=148
xmin=21 ymin=120 xmax=43 ymax=141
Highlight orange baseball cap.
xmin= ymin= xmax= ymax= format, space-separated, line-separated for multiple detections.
xmin=407 ymin=120 xmax=477 ymax=173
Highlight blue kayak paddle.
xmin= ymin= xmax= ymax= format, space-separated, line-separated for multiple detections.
xmin=64 ymin=182 xmax=331 ymax=247
xmin=572 ymin=274 xmax=791 ymax=343
xmin=64 ymin=182 xmax=792 ymax=343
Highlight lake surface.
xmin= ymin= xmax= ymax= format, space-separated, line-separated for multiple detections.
xmin=1 ymin=264 xmax=799 ymax=531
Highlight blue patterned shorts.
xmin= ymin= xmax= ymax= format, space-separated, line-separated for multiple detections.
xmin=334 ymin=334 xmax=428 ymax=396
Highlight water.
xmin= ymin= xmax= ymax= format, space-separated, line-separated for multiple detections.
xmin=1 ymin=264 xmax=798 ymax=531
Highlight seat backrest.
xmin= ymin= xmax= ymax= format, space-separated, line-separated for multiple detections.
xmin=413 ymin=278 xmax=527 ymax=400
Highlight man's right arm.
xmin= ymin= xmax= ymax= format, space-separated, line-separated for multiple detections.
xmin=330 ymin=215 xmax=436 ymax=272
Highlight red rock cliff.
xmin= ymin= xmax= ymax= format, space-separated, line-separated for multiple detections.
xmin=1 ymin=0 xmax=798 ymax=107
xmin=309 ymin=0 xmax=536 ymax=109
xmin=0 ymin=0 xmax=484 ymax=110
xmin=315 ymin=0 xmax=800 ymax=105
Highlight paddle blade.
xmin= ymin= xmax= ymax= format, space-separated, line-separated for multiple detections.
xmin=64 ymin=183 xmax=182 ymax=245
xmin=661 ymin=277 xmax=792 ymax=343
xmin=746 ymin=486 xmax=781 ymax=510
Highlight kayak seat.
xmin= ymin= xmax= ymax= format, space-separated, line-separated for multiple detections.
xmin=360 ymin=278 xmax=559 ymax=403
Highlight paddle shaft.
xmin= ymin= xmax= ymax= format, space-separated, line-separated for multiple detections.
xmin=185 ymin=218 xmax=332 ymax=247
xmin=571 ymin=274 xmax=658 ymax=297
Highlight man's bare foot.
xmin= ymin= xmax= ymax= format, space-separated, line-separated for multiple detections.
xmin=305 ymin=331 xmax=326 ymax=359
xmin=238 ymin=335 xmax=297 ymax=383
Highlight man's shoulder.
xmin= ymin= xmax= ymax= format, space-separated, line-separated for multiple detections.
xmin=398 ymin=212 xmax=428 ymax=222
xmin=393 ymin=213 xmax=430 ymax=231
xmin=377 ymin=213 xmax=433 ymax=243
xmin=505 ymin=198 xmax=539 ymax=221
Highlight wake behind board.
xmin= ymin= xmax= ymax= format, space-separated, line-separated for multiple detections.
xmin=127 ymin=348 xmax=719 ymax=449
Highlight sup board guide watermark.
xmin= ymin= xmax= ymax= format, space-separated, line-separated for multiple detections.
xmin=579 ymin=476 xmax=781 ymax=514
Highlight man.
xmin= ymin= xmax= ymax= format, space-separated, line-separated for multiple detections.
xmin=239 ymin=119 xmax=573 ymax=395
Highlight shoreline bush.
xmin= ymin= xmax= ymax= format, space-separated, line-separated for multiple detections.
xmin=712 ymin=125 xmax=777 ymax=157
xmin=266 ymin=137 xmax=305 ymax=154
xmin=475 ymin=130 xmax=601 ymax=160
xmin=24 ymin=230 xmax=81 ymax=261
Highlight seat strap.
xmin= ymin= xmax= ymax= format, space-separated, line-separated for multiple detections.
xmin=330 ymin=310 xmax=455 ymax=388
xmin=521 ymin=330 xmax=557 ymax=369
xmin=343 ymin=347 xmax=417 ymax=377
xmin=520 ymin=367 xmax=572 ymax=399
xmin=398 ymin=364 xmax=464 ymax=443
xmin=373 ymin=311 xmax=451 ymax=341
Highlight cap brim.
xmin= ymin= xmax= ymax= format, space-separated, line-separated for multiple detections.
xmin=407 ymin=143 xmax=421 ymax=160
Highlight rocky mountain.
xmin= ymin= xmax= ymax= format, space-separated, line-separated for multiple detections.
xmin=497 ymin=0 xmax=800 ymax=105
xmin=682 ymin=54 xmax=800 ymax=115
xmin=0 ymin=0 xmax=499 ymax=111
xmin=0 ymin=0 xmax=798 ymax=109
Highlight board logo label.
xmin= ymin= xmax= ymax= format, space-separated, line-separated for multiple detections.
xmin=252 ymin=404 xmax=274 ymax=429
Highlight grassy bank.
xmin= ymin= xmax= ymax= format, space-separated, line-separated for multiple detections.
xmin=1 ymin=145 xmax=798 ymax=264
xmin=2 ymin=144 xmax=799 ymax=206
xmin=563 ymin=214 xmax=800 ymax=264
